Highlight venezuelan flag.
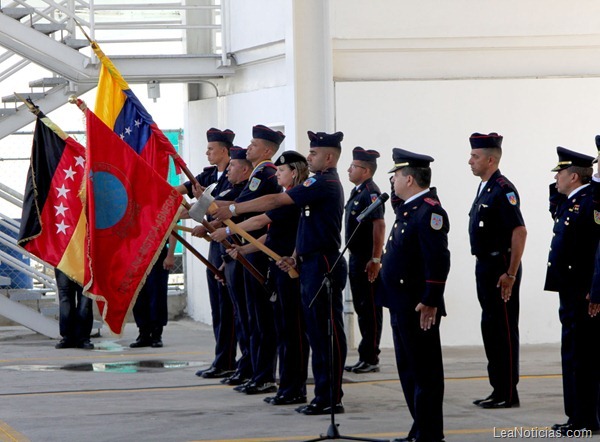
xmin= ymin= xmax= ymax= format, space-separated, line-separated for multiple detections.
xmin=92 ymin=42 xmax=185 ymax=180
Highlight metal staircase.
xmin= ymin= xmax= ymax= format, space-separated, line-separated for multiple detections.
xmin=0 ymin=0 xmax=231 ymax=336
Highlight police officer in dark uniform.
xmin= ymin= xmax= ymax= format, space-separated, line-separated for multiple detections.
xmin=213 ymin=130 xmax=348 ymax=416
xmin=344 ymin=146 xmax=385 ymax=374
xmin=377 ymin=148 xmax=450 ymax=442
xmin=590 ymin=244 xmax=600 ymax=318
xmin=54 ymin=268 xmax=94 ymax=349
xmin=178 ymin=128 xmax=237 ymax=379
xmin=468 ymin=132 xmax=526 ymax=409
xmin=226 ymin=125 xmax=283 ymax=395
xmin=545 ymin=146 xmax=600 ymax=435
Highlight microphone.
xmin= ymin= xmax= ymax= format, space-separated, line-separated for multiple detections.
xmin=356 ymin=192 xmax=389 ymax=222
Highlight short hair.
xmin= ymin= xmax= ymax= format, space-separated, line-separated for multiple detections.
xmin=479 ymin=147 xmax=502 ymax=162
xmin=568 ymin=165 xmax=593 ymax=184
xmin=218 ymin=140 xmax=233 ymax=151
xmin=257 ymin=138 xmax=279 ymax=153
xmin=401 ymin=166 xmax=431 ymax=188
xmin=358 ymin=160 xmax=377 ymax=176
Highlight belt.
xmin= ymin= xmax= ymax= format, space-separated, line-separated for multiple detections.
xmin=298 ymin=250 xmax=339 ymax=263
xmin=476 ymin=248 xmax=511 ymax=259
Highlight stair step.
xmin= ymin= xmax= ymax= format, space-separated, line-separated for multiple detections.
xmin=0 ymin=275 xmax=11 ymax=286
xmin=40 ymin=304 xmax=59 ymax=317
xmin=32 ymin=23 xmax=66 ymax=35
xmin=29 ymin=77 xmax=68 ymax=88
xmin=63 ymin=37 xmax=89 ymax=50
xmin=0 ymin=108 xmax=17 ymax=118
xmin=8 ymin=291 xmax=44 ymax=301
xmin=1 ymin=7 xmax=34 ymax=20
xmin=2 ymin=93 xmax=45 ymax=103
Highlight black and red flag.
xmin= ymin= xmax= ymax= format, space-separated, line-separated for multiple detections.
xmin=17 ymin=111 xmax=87 ymax=284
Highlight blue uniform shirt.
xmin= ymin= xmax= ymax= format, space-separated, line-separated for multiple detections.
xmin=265 ymin=203 xmax=301 ymax=257
xmin=287 ymin=168 xmax=344 ymax=256
xmin=344 ymin=178 xmax=384 ymax=256
xmin=468 ymin=170 xmax=525 ymax=257
xmin=377 ymin=188 xmax=450 ymax=314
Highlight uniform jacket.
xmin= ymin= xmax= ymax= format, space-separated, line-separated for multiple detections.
xmin=545 ymin=181 xmax=600 ymax=293
xmin=344 ymin=178 xmax=384 ymax=257
xmin=376 ymin=188 xmax=450 ymax=314
xmin=468 ymin=169 xmax=525 ymax=257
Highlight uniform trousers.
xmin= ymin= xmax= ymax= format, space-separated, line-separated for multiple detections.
xmin=206 ymin=241 xmax=236 ymax=370
xmin=133 ymin=246 xmax=169 ymax=332
xmin=223 ymin=255 xmax=252 ymax=379
xmin=298 ymin=251 xmax=347 ymax=406
xmin=55 ymin=268 xmax=93 ymax=343
xmin=475 ymin=254 xmax=520 ymax=403
xmin=270 ymin=261 xmax=309 ymax=398
xmin=348 ymin=253 xmax=383 ymax=365
xmin=390 ymin=309 xmax=444 ymax=442
xmin=558 ymin=289 xmax=600 ymax=430
xmin=243 ymin=251 xmax=277 ymax=384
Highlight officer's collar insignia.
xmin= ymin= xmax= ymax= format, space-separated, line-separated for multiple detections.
xmin=506 ymin=192 xmax=517 ymax=206
xmin=430 ymin=213 xmax=443 ymax=230
xmin=303 ymin=177 xmax=317 ymax=187
xmin=249 ymin=177 xmax=261 ymax=191
xmin=424 ymin=197 xmax=439 ymax=206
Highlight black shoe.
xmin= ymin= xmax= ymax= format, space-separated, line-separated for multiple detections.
xmin=129 ymin=335 xmax=152 ymax=348
xmin=77 ymin=340 xmax=94 ymax=350
xmin=344 ymin=360 xmax=362 ymax=372
xmin=352 ymin=361 xmax=380 ymax=373
xmin=233 ymin=380 xmax=252 ymax=392
xmin=244 ymin=382 xmax=277 ymax=395
xmin=296 ymin=402 xmax=344 ymax=415
xmin=202 ymin=367 xmax=235 ymax=379
xmin=55 ymin=339 xmax=76 ymax=349
xmin=479 ymin=398 xmax=520 ymax=409
xmin=150 ymin=339 xmax=163 ymax=348
xmin=551 ymin=422 xmax=570 ymax=431
xmin=269 ymin=395 xmax=307 ymax=405
xmin=391 ymin=438 xmax=416 ymax=442
xmin=473 ymin=394 xmax=494 ymax=405
xmin=557 ymin=424 xmax=600 ymax=436
xmin=222 ymin=372 xmax=249 ymax=385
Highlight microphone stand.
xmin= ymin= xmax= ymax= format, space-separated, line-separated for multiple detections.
xmin=306 ymin=212 xmax=388 ymax=442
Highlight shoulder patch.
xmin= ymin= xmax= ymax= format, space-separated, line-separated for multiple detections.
xmin=506 ymin=192 xmax=518 ymax=205
xmin=249 ymin=177 xmax=261 ymax=191
xmin=424 ymin=197 xmax=440 ymax=206
xmin=430 ymin=213 xmax=443 ymax=230
xmin=303 ymin=177 xmax=317 ymax=187
xmin=370 ymin=193 xmax=378 ymax=203
xmin=595 ymin=210 xmax=600 ymax=225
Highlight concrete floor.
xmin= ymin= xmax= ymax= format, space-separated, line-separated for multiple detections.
xmin=0 ymin=319 xmax=594 ymax=442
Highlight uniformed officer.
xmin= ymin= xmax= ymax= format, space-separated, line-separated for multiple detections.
xmin=212 ymin=150 xmax=310 ymax=405
xmin=227 ymin=125 xmax=284 ymax=395
xmin=545 ymin=146 xmax=600 ymax=435
xmin=468 ymin=132 xmax=526 ymax=409
xmin=213 ymin=130 xmax=348 ymax=416
xmin=376 ymin=148 xmax=450 ymax=442
xmin=344 ymin=146 xmax=385 ymax=374
xmin=589 ymin=244 xmax=600 ymax=318
xmin=178 ymin=128 xmax=237 ymax=379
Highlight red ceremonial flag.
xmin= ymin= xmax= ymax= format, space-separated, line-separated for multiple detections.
xmin=17 ymin=112 xmax=87 ymax=283
xmin=92 ymin=42 xmax=186 ymax=179
xmin=83 ymin=108 xmax=182 ymax=335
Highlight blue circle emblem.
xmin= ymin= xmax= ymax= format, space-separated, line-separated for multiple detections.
xmin=93 ymin=171 xmax=128 ymax=229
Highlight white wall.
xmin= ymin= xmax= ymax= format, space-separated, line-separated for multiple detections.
xmin=335 ymin=77 xmax=600 ymax=346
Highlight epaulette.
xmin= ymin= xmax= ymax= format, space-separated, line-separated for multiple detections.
xmin=496 ymin=176 xmax=511 ymax=188
xmin=256 ymin=162 xmax=277 ymax=172
xmin=424 ymin=197 xmax=440 ymax=206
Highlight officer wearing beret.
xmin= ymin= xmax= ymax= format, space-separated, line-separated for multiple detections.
xmin=213 ymin=130 xmax=348 ymax=416
xmin=545 ymin=146 xmax=600 ymax=435
xmin=377 ymin=148 xmax=450 ymax=442
xmin=229 ymin=125 xmax=283 ymax=395
xmin=213 ymin=150 xmax=311 ymax=405
xmin=344 ymin=146 xmax=385 ymax=374
xmin=174 ymin=128 xmax=236 ymax=377
xmin=468 ymin=132 xmax=526 ymax=409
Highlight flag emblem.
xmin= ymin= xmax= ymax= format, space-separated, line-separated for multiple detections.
xmin=430 ymin=213 xmax=443 ymax=230
xmin=506 ymin=192 xmax=517 ymax=205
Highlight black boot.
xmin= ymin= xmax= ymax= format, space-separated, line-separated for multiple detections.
xmin=150 ymin=326 xmax=163 ymax=348
xmin=130 ymin=327 xmax=152 ymax=348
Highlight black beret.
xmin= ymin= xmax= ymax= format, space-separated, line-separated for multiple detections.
xmin=352 ymin=146 xmax=380 ymax=163
xmin=308 ymin=131 xmax=343 ymax=149
xmin=229 ymin=146 xmax=247 ymax=160
xmin=469 ymin=132 xmax=503 ymax=149
xmin=206 ymin=127 xmax=235 ymax=143
xmin=274 ymin=150 xmax=307 ymax=166
xmin=252 ymin=125 xmax=285 ymax=145
xmin=551 ymin=146 xmax=595 ymax=172
xmin=388 ymin=148 xmax=434 ymax=173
